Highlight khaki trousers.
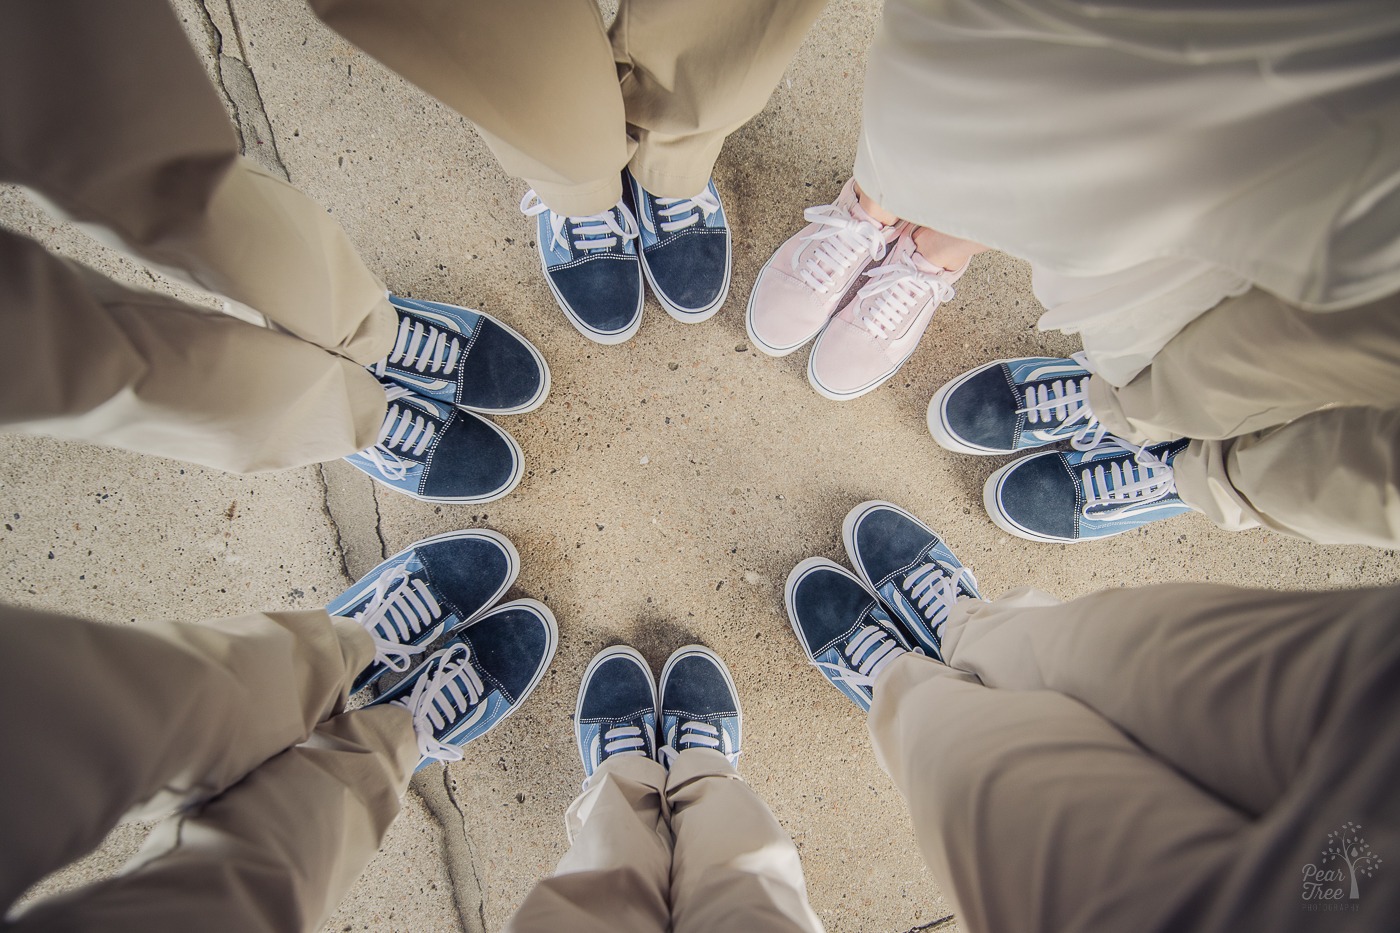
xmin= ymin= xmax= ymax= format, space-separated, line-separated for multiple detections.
xmin=505 ymin=750 xmax=825 ymax=933
xmin=0 ymin=0 xmax=394 ymax=473
xmin=1086 ymin=288 xmax=1400 ymax=547
xmin=308 ymin=0 xmax=827 ymax=215
xmin=870 ymin=583 xmax=1400 ymax=933
xmin=0 ymin=604 xmax=416 ymax=933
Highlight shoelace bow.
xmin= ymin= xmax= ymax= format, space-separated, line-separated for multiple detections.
xmin=1016 ymin=353 xmax=1107 ymax=450
xmin=361 ymin=386 xmax=440 ymax=481
xmin=372 ymin=315 xmax=463 ymax=380
xmin=815 ymin=623 xmax=907 ymax=694
xmin=520 ymin=191 xmax=639 ymax=253
xmin=660 ymin=720 xmax=739 ymax=768
xmin=794 ymin=202 xmax=888 ymax=292
xmin=855 ymin=255 xmax=955 ymax=338
xmin=646 ymin=188 xmax=721 ymax=235
xmin=394 ymin=643 xmax=487 ymax=764
xmin=901 ymin=563 xmax=976 ymax=645
xmin=1079 ymin=441 xmax=1178 ymax=518
xmin=353 ymin=564 xmax=444 ymax=673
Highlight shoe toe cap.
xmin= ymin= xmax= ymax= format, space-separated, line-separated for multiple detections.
xmin=646 ymin=230 xmax=728 ymax=311
xmin=749 ymin=271 xmax=835 ymax=352
xmin=992 ymin=454 xmax=1079 ymax=540
xmin=942 ymin=364 xmax=1021 ymax=450
xmin=420 ymin=413 xmax=520 ymax=501
xmin=551 ymin=257 xmax=643 ymax=335
xmin=417 ymin=534 xmax=514 ymax=619
xmin=809 ymin=321 xmax=892 ymax=396
xmin=851 ymin=507 xmax=936 ymax=584
xmin=662 ymin=654 xmax=737 ymax=717
xmin=457 ymin=319 xmax=546 ymax=411
xmin=580 ymin=654 xmax=655 ymax=720
xmin=463 ymin=605 xmax=552 ymax=700
xmin=791 ymin=565 xmax=875 ymax=654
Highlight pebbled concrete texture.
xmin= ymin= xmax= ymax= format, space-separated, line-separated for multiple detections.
xmin=2 ymin=2 xmax=1397 ymax=933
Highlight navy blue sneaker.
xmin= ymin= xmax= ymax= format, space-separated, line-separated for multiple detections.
xmin=520 ymin=191 xmax=644 ymax=344
xmin=785 ymin=558 xmax=916 ymax=712
xmin=658 ymin=646 xmax=741 ymax=768
xmin=928 ymin=355 xmax=1107 ymax=455
xmin=327 ymin=529 xmax=519 ymax=693
xmin=371 ymin=599 xmax=557 ymax=771
xmin=624 ymin=170 xmax=731 ymax=323
xmin=345 ymin=385 xmax=523 ymax=503
xmin=373 ymin=294 xmax=550 ymax=415
xmin=985 ymin=438 xmax=1193 ymax=543
xmin=575 ymin=646 xmax=659 ymax=781
xmin=843 ymin=501 xmax=978 ymax=660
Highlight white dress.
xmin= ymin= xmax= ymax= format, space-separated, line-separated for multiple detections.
xmin=853 ymin=0 xmax=1400 ymax=384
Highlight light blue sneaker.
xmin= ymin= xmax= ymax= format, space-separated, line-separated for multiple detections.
xmin=373 ymin=294 xmax=550 ymax=415
xmin=345 ymin=385 xmax=523 ymax=503
xmin=327 ymin=529 xmax=519 ymax=694
xmin=520 ymin=191 xmax=644 ymax=345
xmin=928 ymin=355 xmax=1107 ymax=455
xmin=371 ymin=599 xmax=558 ymax=772
xmin=624 ymin=170 xmax=731 ymax=323
xmin=985 ymin=438 xmax=1193 ymax=542
xmin=842 ymin=501 xmax=978 ymax=660
xmin=658 ymin=646 xmax=741 ymax=768
xmin=575 ymin=646 xmax=659 ymax=781
xmin=785 ymin=558 xmax=916 ymax=712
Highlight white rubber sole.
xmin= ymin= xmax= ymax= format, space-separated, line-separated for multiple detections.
xmin=658 ymin=644 xmax=742 ymax=752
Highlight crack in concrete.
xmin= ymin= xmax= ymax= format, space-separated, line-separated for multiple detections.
xmin=197 ymin=0 xmax=289 ymax=181
xmin=191 ymin=4 xmax=478 ymax=927
xmin=901 ymin=915 xmax=957 ymax=933
xmin=440 ymin=768 xmax=490 ymax=933
xmin=316 ymin=464 xmax=355 ymax=586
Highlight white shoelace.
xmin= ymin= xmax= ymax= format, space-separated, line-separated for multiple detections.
xmin=660 ymin=720 xmax=740 ymax=768
xmin=601 ymin=723 xmax=650 ymax=759
xmin=855 ymin=257 xmax=955 ymax=338
xmin=360 ymin=386 xmax=437 ymax=481
xmin=393 ymin=643 xmax=486 ymax=764
xmin=902 ymin=563 xmax=976 ymax=645
xmin=1017 ymin=353 xmax=1107 ymax=450
xmin=1080 ymin=442 xmax=1178 ymax=518
xmin=353 ymin=565 xmax=444 ymax=673
xmin=794 ymin=203 xmax=888 ymax=293
xmin=644 ymin=188 xmax=721 ymax=235
xmin=815 ymin=624 xmax=907 ymax=694
xmin=372 ymin=315 xmax=462 ymax=379
xmin=520 ymin=191 xmax=639 ymax=253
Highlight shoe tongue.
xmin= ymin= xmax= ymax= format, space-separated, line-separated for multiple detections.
xmin=838 ymin=181 xmax=889 ymax=229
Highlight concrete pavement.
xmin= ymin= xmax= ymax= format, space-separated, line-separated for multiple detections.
xmin=3 ymin=2 xmax=1398 ymax=931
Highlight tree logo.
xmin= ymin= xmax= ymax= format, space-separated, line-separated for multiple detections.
xmin=1302 ymin=822 xmax=1383 ymax=903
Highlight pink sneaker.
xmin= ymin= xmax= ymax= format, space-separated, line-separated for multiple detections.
xmin=745 ymin=179 xmax=899 ymax=357
xmin=807 ymin=231 xmax=966 ymax=401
